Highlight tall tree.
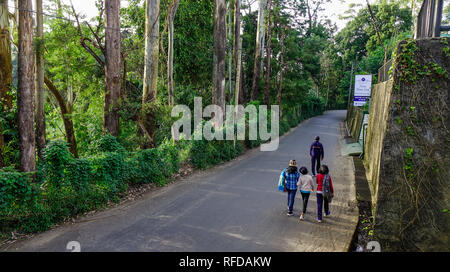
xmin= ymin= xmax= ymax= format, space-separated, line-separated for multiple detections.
xmin=35 ymin=0 xmax=46 ymax=161
xmin=250 ymin=0 xmax=266 ymax=101
xmin=142 ymin=0 xmax=160 ymax=147
xmin=233 ymin=0 xmax=241 ymax=104
xmin=0 ymin=0 xmax=13 ymax=167
xmin=263 ymin=0 xmax=272 ymax=105
xmin=0 ymin=0 xmax=12 ymax=110
xmin=167 ymin=0 xmax=179 ymax=106
xmin=227 ymin=0 xmax=233 ymax=104
xmin=104 ymin=0 xmax=121 ymax=136
xmin=44 ymin=77 xmax=78 ymax=157
xmin=277 ymin=26 xmax=286 ymax=116
xmin=17 ymin=0 xmax=36 ymax=172
xmin=212 ymin=0 xmax=226 ymax=115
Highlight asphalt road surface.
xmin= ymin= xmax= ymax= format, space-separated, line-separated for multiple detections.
xmin=5 ymin=110 xmax=358 ymax=252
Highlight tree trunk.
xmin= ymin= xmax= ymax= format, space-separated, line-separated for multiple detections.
xmin=346 ymin=61 xmax=354 ymax=121
xmin=233 ymin=0 xmax=240 ymax=82
xmin=233 ymin=0 xmax=241 ymax=105
xmin=104 ymin=0 xmax=121 ymax=136
xmin=44 ymin=76 xmax=79 ymax=158
xmin=306 ymin=0 xmax=312 ymax=33
xmin=0 ymin=1 xmax=12 ymax=110
xmin=263 ymin=0 xmax=272 ymax=106
xmin=277 ymin=29 xmax=285 ymax=117
xmin=260 ymin=0 xmax=267 ymax=74
xmin=227 ymin=1 xmax=233 ymax=104
xmin=212 ymin=0 xmax=226 ymax=116
xmin=239 ymin=64 xmax=244 ymax=104
xmin=142 ymin=0 xmax=159 ymax=148
xmin=234 ymin=36 xmax=242 ymax=147
xmin=167 ymin=0 xmax=179 ymax=106
xmin=17 ymin=0 xmax=36 ymax=173
xmin=35 ymin=0 xmax=46 ymax=162
xmin=235 ymin=36 xmax=242 ymax=108
xmin=250 ymin=0 xmax=266 ymax=101
xmin=0 ymin=0 xmax=13 ymax=167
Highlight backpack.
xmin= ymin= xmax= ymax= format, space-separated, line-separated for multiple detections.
xmin=323 ymin=174 xmax=333 ymax=203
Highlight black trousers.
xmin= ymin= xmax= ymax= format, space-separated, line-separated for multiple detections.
xmin=311 ymin=155 xmax=321 ymax=175
xmin=300 ymin=192 xmax=311 ymax=213
xmin=317 ymin=193 xmax=330 ymax=220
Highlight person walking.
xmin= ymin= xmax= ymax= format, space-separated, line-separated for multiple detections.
xmin=310 ymin=136 xmax=324 ymax=176
xmin=316 ymin=165 xmax=334 ymax=223
xmin=297 ymin=167 xmax=314 ymax=220
xmin=282 ymin=160 xmax=300 ymax=216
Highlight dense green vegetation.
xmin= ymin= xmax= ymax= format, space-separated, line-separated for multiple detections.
xmin=0 ymin=0 xmax=427 ymax=236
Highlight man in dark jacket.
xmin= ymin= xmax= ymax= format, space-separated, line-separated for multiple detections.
xmin=310 ymin=136 xmax=324 ymax=176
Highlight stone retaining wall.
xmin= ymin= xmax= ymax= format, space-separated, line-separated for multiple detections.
xmin=363 ymin=38 xmax=450 ymax=251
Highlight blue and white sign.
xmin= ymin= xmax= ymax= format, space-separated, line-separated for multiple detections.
xmin=353 ymin=75 xmax=372 ymax=106
xmin=354 ymin=96 xmax=370 ymax=106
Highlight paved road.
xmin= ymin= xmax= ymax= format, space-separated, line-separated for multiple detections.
xmin=5 ymin=110 xmax=358 ymax=252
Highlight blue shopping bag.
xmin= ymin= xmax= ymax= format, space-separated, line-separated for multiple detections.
xmin=278 ymin=168 xmax=287 ymax=191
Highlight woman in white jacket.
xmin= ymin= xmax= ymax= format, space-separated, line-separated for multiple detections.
xmin=297 ymin=167 xmax=315 ymax=220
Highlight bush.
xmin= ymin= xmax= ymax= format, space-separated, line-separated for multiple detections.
xmin=20 ymin=202 xmax=53 ymax=233
xmin=124 ymin=140 xmax=181 ymax=185
xmin=1 ymin=102 xmax=326 ymax=235
xmin=0 ymin=134 xmax=189 ymax=235
xmin=189 ymin=138 xmax=212 ymax=169
xmin=280 ymin=117 xmax=291 ymax=135
xmin=189 ymin=124 xmax=246 ymax=169
xmin=91 ymin=152 xmax=129 ymax=198
xmin=65 ymin=158 xmax=92 ymax=194
xmin=96 ymin=134 xmax=126 ymax=153
xmin=43 ymin=140 xmax=72 ymax=188
xmin=159 ymin=140 xmax=180 ymax=175
xmin=0 ymin=170 xmax=37 ymax=217
xmin=0 ymin=170 xmax=48 ymax=233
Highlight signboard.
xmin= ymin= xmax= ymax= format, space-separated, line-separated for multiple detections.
xmin=354 ymin=96 xmax=370 ymax=107
xmin=353 ymin=75 xmax=372 ymax=107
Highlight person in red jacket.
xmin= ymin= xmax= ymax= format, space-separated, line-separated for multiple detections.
xmin=316 ymin=164 xmax=334 ymax=223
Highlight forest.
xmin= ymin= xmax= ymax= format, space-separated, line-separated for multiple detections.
xmin=0 ymin=0 xmax=423 ymax=236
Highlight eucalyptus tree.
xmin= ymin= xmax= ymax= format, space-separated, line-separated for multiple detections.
xmin=167 ymin=0 xmax=179 ymax=106
xmin=104 ymin=0 xmax=121 ymax=136
xmin=142 ymin=0 xmax=160 ymax=147
xmin=35 ymin=0 xmax=46 ymax=161
xmin=212 ymin=0 xmax=226 ymax=116
xmin=17 ymin=0 xmax=36 ymax=172
xmin=233 ymin=0 xmax=242 ymax=104
xmin=0 ymin=0 xmax=13 ymax=167
xmin=250 ymin=0 xmax=266 ymax=101
xmin=263 ymin=0 xmax=272 ymax=105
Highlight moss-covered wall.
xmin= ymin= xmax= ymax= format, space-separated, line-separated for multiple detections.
xmin=363 ymin=80 xmax=393 ymax=205
xmin=364 ymin=38 xmax=450 ymax=251
xmin=346 ymin=103 xmax=364 ymax=142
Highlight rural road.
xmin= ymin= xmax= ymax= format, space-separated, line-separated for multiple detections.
xmin=5 ymin=110 xmax=358 ymax=252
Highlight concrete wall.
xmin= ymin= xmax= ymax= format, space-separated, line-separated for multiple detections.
xmin=346 ymin=104 xmax=364 ymax=142
xmin=363 ymin=79 xmax=393 ymax=205
xmin=363 ymin=38 xmax=450 ymax=251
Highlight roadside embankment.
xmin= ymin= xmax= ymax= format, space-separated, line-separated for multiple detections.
xmin=348 ymin=37 xmax=450 ymax=251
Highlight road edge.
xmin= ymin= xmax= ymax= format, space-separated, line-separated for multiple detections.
xmin=338 ymin=121 xmax=359 ymax=252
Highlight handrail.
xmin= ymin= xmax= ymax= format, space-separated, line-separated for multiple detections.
xmin=377 ymin=58 xmax=393 ymax=83
xmin=360 ymin=123 xmax=368 ymax=160
xmin=415 ymin=0 xmax=448 ymax=38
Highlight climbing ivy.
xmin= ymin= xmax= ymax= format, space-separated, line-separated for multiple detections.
xmin=394 ymin=39 xmax=448 ymax=85
xmin=386 ymin=38 xmax=450 ymax=246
